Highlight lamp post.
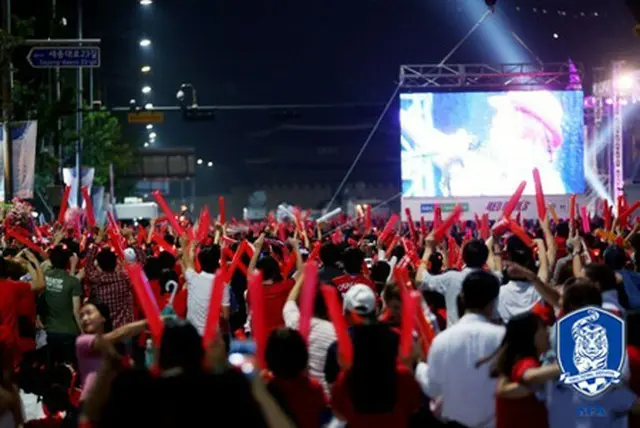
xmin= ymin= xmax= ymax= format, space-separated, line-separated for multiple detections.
xmin=75 ymin=0 xmax=84 ymax=207
xmin=2 ymin=0 xmax=14 ymax=201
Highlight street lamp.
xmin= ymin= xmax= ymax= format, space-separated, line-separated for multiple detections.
xmin=207 ymin=161 xmax=213 ymax=167
xmin=146 ymin=124 xmax=153 ymax=130
xmin=141 ymin=65 xmax=151 ymax=73
xmin=139 ymin=38 xmax=151 ymax=47
xmin=149 ymin=132 xmax=157 ymax=139
xmin=142 ymin=86 xmax=152 ymax=94
xmin=197 ymin=158 xmax=203 ymax=165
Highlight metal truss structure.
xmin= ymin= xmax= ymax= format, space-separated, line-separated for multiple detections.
xmin=399 ymin=63 xmax=582 ymax=89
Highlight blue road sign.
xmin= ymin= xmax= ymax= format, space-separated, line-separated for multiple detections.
xmin=27 ymin=46 xmax=101 ymax=69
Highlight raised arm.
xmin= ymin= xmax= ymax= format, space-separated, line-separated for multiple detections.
xmin=247 ymin=234 xmax=265 ymax=273
xmin=539 ymin=216 xmax=557 ymax=269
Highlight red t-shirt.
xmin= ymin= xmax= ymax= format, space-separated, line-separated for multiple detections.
xmin=555 ymin=236 xmax=568 ymax=259
xmin=268 ymin=376 xmax=328 ymax=428
xmin=0 ymin=279 xmax=34 ymax=365
xmin=531 ymin=301 xmax=556 ymax=326
xmin=496 ymin=357 xmax=548 ymax=428
xmin=331 ymin=274 xmax=376 ymax=296
xmin=249 ymin=279 xmax=295 ymax=339
xmin=331 ymin=366 xmax=421 ymax=428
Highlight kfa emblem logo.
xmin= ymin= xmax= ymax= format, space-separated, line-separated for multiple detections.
xmin=557 ymin=306 xmax=626 ymax=397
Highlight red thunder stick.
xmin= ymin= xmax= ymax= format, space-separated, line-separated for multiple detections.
xmin=492 ymin=217 xmax=510 ymax=236
xmin=57 ymin=186 xmax=71 ymax=224
xmin=106 ymin=212 xmax=125 ymax=259
xmin=307 ymin=242 xmax=321 ymax=263
xmin=415 ymin=302 xmax=436 ymax=356
xmin=6 ymin=229 xmax=46 ymax=257
xmin=405 ymin=208 xmax=417 ymax=242
xmin=218 ymin=196 xmax=226 ymax=225
xmin=81 ymin=187 xmax=96 ymax=227
xmin=481 ymin=214 xmax=490 ymax=240
xmin=248 ymin=270 xmax=266 ymax=368
xmin=507 ymin=219 xmax=534 ymax=248
xmin=378 ymin=214 xmax=399 ymax=244
xmin=152 ymin=234 xmax=177 ymax=256
xmin=580 ymin=206 xmax=591 ymax=234
xmin=619 ymin=201 xmax=640 ymax=227
xmin=399 ymin=291 xmax=420 ymax=360
xmin=503 ymin=181 xmax=527 ymax=219
xmin=202 ymin=266 xmax=228 ymax=348
xmin=385 ymin=235 xmax=400 ymax=260
xmin=433 ymin=204 xmax=442 ymax=230
xmin=320 ymin=285 xmax=353 ymax=368
xmin=196 ymin=206 xmax=211 ymax=244
xmin=125 ymin=263 xmax=164 ymax=344
xmin=365 ymin=205 xmax=372 ymax=233
xmin=298 ymin=261 xmax=319 ymax=343
xmin=433 ymin=204 xmax=462 ymax=243
xmin=532 ymin=168 xmax=546 ymax=220
xmin=224 ymin=241 xmax=247 ymax=282
xmin=569 ymin=194 xmax=577 ymax=224
xmin=282 ymin=251 xmax=297 ymax=278
xmin=152 ymin=191 xmax=186 ymax=237
xmin=420 ymin=216 xmax=427 ymax=236
xmin=603 ymin=199 xmax=612 ymax=230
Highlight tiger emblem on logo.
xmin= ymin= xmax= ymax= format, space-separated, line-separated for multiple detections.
xmin=571 ymin=311 xmax=608 ymax=374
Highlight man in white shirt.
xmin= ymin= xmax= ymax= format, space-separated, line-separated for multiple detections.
xmin=417 ymin=239 xmax=493 ymax=327
xmin=497 ymin=236 xmax=542 ymax=323
xmin=417 ymin=270 xmax=504 ymax=428
xmin=183 ymin=245 xmax=230 ymax=336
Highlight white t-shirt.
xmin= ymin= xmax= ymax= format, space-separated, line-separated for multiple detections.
xmin=283 ymin=301 xmax=336 ymax=396
xmin=185 ymin=268 xmax=230 ymax=336
xmin=418 ymin=313 xmax=505 ymax=428
xmin=497 ymin=280 xmax=542 ymax=324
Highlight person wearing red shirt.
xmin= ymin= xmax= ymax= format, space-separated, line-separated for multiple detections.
xmin=331 ymin=248 xmax=376 ymax=296
xmin=0 ymin=251 xmax=45 ymax=367
xmin=331 ymin=323 xmax=422 ymax=428
xmin=264 ymin=327 xmax=329 ymax=428
xmin=479 ymin=312 xmax=559 ymax=428
xmin=247 ymin=235 xmax=302 ymax=340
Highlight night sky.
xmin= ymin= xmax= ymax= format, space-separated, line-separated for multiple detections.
xmin=15 ymin=0 xmax=640 ymax=198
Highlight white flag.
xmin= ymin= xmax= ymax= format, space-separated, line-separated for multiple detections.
xmin=0 ymin=121 xmax=37 ymax=201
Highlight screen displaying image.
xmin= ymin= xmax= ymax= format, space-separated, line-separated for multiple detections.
xmin=400 ymin=90 xmax=585 ymax=198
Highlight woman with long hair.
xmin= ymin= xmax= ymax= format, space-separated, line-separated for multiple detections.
xmin=330 ymin=324 xmax=421 ymax=428
xmin=75 ymin=300 xmax=148 ymax=405
xmin=477 ymin=312 xmax=559 ymax=428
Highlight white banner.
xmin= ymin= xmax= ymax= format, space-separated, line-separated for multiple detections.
xmin=63 ymin=167 xmax=95 ymax=208
xmin=402 ymin=194 xmax=588 ymax=221
xmin=0 ymin=121 xmax=37 ymax=201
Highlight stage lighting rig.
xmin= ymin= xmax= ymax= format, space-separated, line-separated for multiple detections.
xmin=485 ymin=0 xmax=497 ymax=12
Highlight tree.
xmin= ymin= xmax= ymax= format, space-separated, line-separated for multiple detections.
xmin=63 ymin=109 xmax=137 ymax=196
xmin=4 ymin=16 xmax=139 ymax=200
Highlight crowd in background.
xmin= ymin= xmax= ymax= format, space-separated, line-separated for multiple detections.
xmin=0 ymin=197 xmax=639 ymax=428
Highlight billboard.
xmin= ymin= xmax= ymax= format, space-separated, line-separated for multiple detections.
xmin=400 ymin=90 xmax=585 ymax=219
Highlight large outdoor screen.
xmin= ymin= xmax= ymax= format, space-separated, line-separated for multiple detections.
xmin=400 ymin=90 xmax=585 ymax=198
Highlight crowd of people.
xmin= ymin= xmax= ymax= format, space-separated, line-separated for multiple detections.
xmin=0 ymin=194 xmax=639 ymax=428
